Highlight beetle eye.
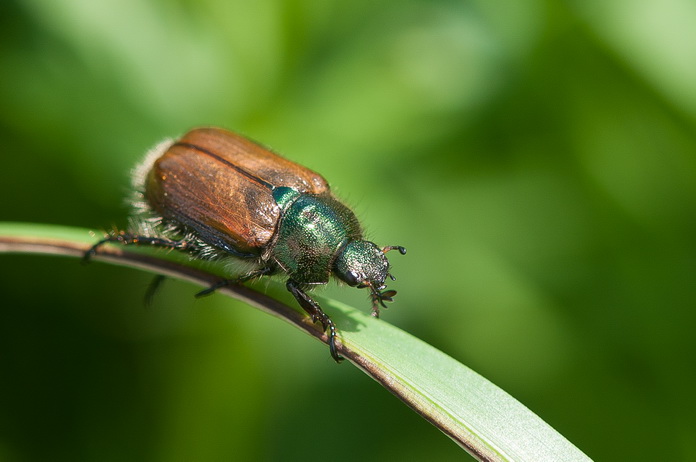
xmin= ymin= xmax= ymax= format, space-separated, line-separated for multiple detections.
xmin=344 ymin=271 xmax=360 ymax=287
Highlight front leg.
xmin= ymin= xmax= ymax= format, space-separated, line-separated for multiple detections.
xmin=286 ymin=280 xmax=342 ymax=362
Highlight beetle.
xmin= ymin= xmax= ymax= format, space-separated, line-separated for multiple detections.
xmin=85 ymin=127 xmax=406 ymax=361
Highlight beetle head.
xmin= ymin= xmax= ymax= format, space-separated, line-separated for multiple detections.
xmin=334 ymin=241 xmax=406 ymax=317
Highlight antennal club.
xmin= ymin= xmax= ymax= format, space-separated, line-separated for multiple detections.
xmin=382 ymin=245 xmax=407 ymax=255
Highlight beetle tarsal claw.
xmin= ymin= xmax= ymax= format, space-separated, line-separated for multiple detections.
xmin=196 ymin=279 xmax=233 ymax=297
xmin=370 ymin=286 xmax=398 ymax=318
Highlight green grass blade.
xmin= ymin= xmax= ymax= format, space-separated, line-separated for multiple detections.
xmin=0 ymin=222 xmax=592 ymax=461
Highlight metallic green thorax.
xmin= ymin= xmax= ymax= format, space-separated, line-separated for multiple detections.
xmin=271 ymin=188 xmax=363 ymax=284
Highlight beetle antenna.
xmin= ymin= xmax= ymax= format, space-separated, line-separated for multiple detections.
xmin=383 ymin=245 xmax=407 ymax=255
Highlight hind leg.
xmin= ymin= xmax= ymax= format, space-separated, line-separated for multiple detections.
xmin=83 ymin=231 xmax=195 ymax=262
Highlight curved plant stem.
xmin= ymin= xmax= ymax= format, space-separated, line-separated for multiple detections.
xmin=0 ymin=223 xmax=593 ymax=462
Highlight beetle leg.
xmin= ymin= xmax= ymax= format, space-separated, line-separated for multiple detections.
xmin=83 ymin=231 xmax=195 ymax=263
xmin=144 ymin=274 xmax=167 ymax=307
xmin=286 ymin=280 xmax=343 ymax=362
xmin=195 ymin=266 xmax=275 ymax=297
xmin=85 ymin=233 xmax=197 ymax=307
xmin=369 ymin=286 xmax=398 ymax=318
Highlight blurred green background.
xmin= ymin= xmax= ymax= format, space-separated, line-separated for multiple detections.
xmin=1 ymin=0 xmax=695 ymax=460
